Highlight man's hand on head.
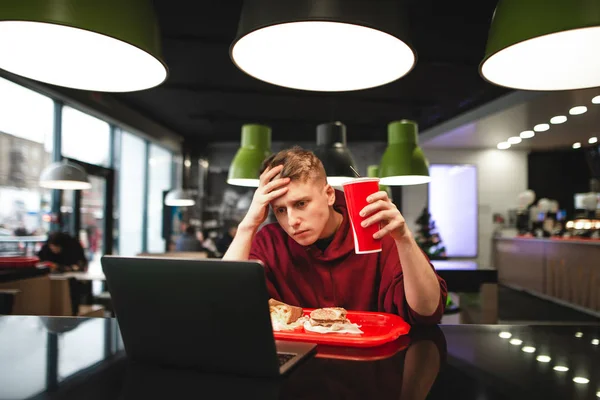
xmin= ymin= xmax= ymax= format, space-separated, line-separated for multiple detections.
xmin=239 ymin=165 xmax=290 ymax=231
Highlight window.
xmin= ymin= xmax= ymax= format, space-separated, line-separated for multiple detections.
xmin=147 ymin=144 xmax=172 ymax=252
xmin=118 ymin=132 xmax=146 ymax=256
xmin=428 ymin=164 xmax=477 ymax=257
xmin=61 ymin=106 xmax=110 ymax=167
xmin=0 ymin=77 xmax=54 ymax=237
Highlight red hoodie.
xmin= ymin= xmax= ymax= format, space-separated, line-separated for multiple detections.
xmin=249 ymin=190 xmax=448 ymax=325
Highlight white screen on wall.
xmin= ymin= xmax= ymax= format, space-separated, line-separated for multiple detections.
xmin=428 ymin=164 xmax=477 ymax=257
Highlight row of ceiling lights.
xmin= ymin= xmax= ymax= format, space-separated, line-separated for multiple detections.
xmin=498 ymin=330 xmax=599 ymax=390
xmin=0 ymin=0 xmax=599 ymax=93
xmin=496 ymin=95 xmax=600 ymax=150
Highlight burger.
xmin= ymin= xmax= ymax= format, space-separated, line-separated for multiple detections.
xmin=308 ymin=307 xmax=349 ymax=327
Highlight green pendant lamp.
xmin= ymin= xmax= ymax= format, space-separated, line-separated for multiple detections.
xmin=379 ymin=120 xmax=431 ymax=186
xmin=367 ymin=165 xmax=391 ymax=197
xmin=480 ymin=0 xmax=600 ymax=90
xmin=227 ymin=124 xmax=272 ymax=187
xmin=0 ymin=0 xmax=167 ymax=92
xmin=230 ymin=0 xmax=415 ymax=92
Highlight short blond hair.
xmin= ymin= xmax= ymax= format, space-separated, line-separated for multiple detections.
xmin=261 ymin=146 xmax=326 ymax=184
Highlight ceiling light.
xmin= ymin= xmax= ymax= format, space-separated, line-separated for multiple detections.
xmin=0 ymin=1 xmax=167 ymax=92
xmin=480 ymin=1 xmax=600 ymax=90
xmin=592 ymin=96 xmax=600 ymax=104
xmin=313 ymin=122 xmax=358 ymax=187
xmin=498 ymin=332 xmax=512 ymax=339
xmin=534 ymin=124 xmax=550 ymax=132
xmin=573 ymin=377 xmax=589 ymax=384
xmin=536 ymin=355 xmax=551 ymax=363
xmin=164 ymin=189 xmax=195 ymax=207
xmin=228 ymin=124 xmax=272 ymax=187
xmin=508 ymin=136 xmax=522 ymax=144
xmin=596 ymin=391 xmax=599 ymax=398
xmin=575 ymin=332 xmax=583 ymax=338
xmin=520 ymin=130 xmax=535 ymax=139
xmin=497 ymin=142 xmax=511 ymax=150
xmin=509 ymin=338 xmax=523 ymax=345
xmin=379 ymin=120 xmax=431 ymax=186
xmin=550 ymin=115 xmax=567 ymax=124
xmin=592 ymin=339 xmax=599 ymax=345
xmin=573 ymin=142 xmax=582 ymax=149
xmin=570 ymin=106 xmax=588 ymax=115
xmin=230 ymin=0 xmax=416 ymax=91
xmin=522 ymin=346 xmax=536 ymax=353
xmin=589 ymin=137 xmax=598 ymax=144
xmin=553 ymin=366 xmax=569 ymax=372
xmin=39 ymin=160 xmax=92 ymax=190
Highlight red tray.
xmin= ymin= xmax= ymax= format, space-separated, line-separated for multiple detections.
xmin=0 ymin=256 xmax=39 ymax=269
xmin=273 ymin=309 xmax=410 ymax=348
xmin=315 ymin=335 xmax=411 ymax=361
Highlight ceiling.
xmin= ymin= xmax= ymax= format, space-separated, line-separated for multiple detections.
xmin=422 ymin=87 xmax=600 ymax=151
xmin=108 ymin=0 xmax=510 ymax=144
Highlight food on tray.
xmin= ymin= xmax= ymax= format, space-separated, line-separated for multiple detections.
xmin=269 ymin=299 xmax=306 ymax=331
xmin=304 ymin=307 xmax=364 ymax=334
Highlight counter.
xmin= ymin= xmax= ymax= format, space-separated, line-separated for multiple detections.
xmin=493 ymin=237 xmax=600 ymax=313
xmin=1 ymin=316 xmax=599 ymax=399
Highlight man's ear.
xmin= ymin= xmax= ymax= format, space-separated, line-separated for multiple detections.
xmin=325 ymin=184 xmax=336 ymax=206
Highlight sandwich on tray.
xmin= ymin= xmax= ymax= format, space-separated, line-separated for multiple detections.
xmin=304 ymin=307 xmax=364 ymax=334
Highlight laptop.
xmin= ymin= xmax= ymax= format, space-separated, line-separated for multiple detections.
xmin=101 ymin=256 xmax=316 ymax=377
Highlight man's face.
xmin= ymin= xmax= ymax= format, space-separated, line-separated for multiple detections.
xmin=49 ymin=244 xmax=61 ymax=254
xmin=271 ymin=178 xmax=335 ymax=246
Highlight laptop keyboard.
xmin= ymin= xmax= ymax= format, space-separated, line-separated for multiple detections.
xmin=277 ymin=353 xmax=296 ymax=367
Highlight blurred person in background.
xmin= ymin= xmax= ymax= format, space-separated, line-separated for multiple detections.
xmin=216 ymin=220 xmax=238 ymax=255
xmin=175 ymin=225 xmax=203 ymax=252
xmin=38 ymin=231 xmax=88 ymax=272
xmin=37 ymin=231 xmax=90 ymax=315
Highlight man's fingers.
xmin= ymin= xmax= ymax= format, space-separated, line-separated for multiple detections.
xmin=360 ymin=200 xmax=392 ymax=217
xmin=261 ymin=177 xmax=290 ymax=194
xmin=361 ymin=209 xmax=397 ymax=228
xmin=366 ymin=191 xmax=390 ymax=203
xmin=266 ymin=186 xmax=288 ymax=201
xmin=260 ymin=164 xmax=284 ymax=185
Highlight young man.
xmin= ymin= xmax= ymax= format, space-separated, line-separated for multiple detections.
xmin=223 ymin=147 xmax=447 ymax=324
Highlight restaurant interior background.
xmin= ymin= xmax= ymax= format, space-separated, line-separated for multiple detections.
xmin=1 ymin=1 xmax=599 ymax=325
xmin=2 ymin=1 xmax=600 ymax=399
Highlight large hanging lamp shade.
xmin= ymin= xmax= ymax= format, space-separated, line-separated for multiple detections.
xmin=0 ymin=0 xmax=168 ymax=92
xmin=480 ymin=0 xmax=600 ymax=91
xmin=313 ymin=122 xmax=357 ymax=186
xmin=230 ymin=0 xmax=416 ymax=92
xmin=39 ymin=160 xmax=91 ymax=190
xmin=379 ymin=120 xmax=431 ymax=186
xmin=227 ymin=124 xmax=272 ymax=187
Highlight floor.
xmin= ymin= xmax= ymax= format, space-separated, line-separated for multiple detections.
xmin=496 ymin=285 xmax=600 ymax=324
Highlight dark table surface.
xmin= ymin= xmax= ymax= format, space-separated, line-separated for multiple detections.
xmin=431 ymin=260 xmax=498 ymax=292
xmin=0 ymin=316 xmax=599 ymax=400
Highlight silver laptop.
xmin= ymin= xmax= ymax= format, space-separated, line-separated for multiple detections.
xmin=101 ymin=256 xmax=316 ymax=377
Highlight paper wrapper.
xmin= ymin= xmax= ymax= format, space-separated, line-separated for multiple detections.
xmin=272 ymin=316 xmax=308 ymax=331
xmin=303 ymin=320 xmax=364 ymax=335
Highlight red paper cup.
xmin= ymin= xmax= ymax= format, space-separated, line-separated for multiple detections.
xmin=342 ymin=178 xmax=382 ymax=254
